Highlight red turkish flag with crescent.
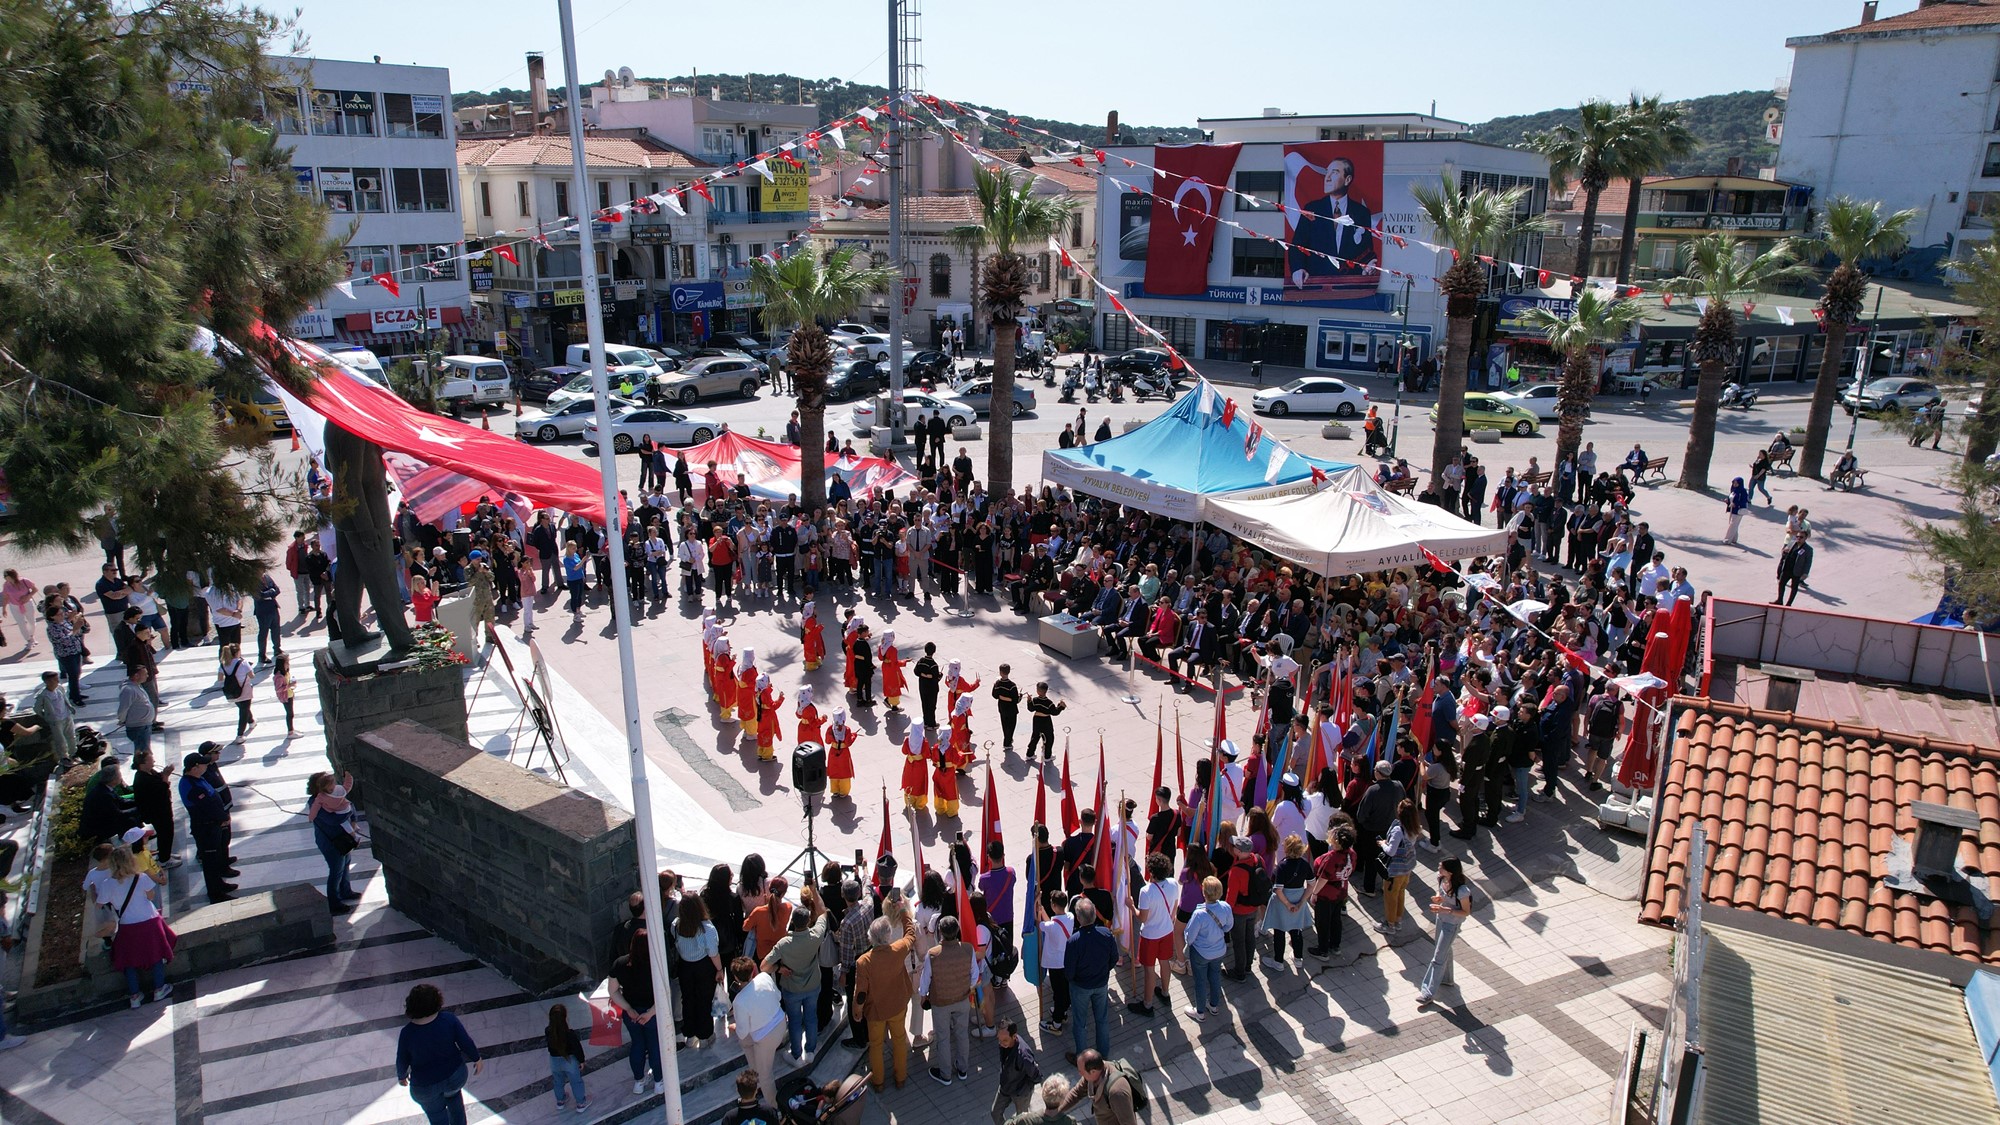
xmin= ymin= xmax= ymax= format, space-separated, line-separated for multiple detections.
xmin=1143 ymin=143 xmax=1242 ymax=295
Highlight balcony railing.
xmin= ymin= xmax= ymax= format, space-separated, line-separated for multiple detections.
xmin=706 ymin=209 xmax=811 ymax=228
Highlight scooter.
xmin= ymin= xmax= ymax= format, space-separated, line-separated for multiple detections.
xmin=1083 ymin=372 xmax=1102 ymax=404
xmin=1721 ymin=383 xmax=1758 ymax=410
xmin=1126 ymin=371 xmax=1178 ymax=401
xmin=1058 ymin=372 xmax=1080 ymax=404
xmin=1106 ymin=376 xmax=1126 ymax=404
xmin=1042 ymin=366 xmax=1057 ymax=388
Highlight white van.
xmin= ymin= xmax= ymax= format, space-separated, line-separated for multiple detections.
xmin=564 ymin=343 xmax=661 ymax=372
xmin=434 ymin=355 xmax=515 ymax=406
xmin=324 ymin=345 xmax=386 ymax=381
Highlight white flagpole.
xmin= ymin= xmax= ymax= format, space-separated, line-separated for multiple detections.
xmin=556 ymin=3 xmax=680 ymax=1119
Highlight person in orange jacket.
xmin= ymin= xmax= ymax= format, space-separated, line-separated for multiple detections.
xmin=879 ymin=629 xmax=907 ymax=713
xmin=736 ymin=649 xmax=759 ymax=740
xmin=755 ymin=673 xmax=784 ymax=761
xmin=711 ymin=633 xmax=736 ymax=721
xmin=945 ymin=659 xmax=981 ymax=722
xmin=825 ymin=706 xmax=854 ymax=797
xmin=932 ymin=726 xmax=961 ymax=819
xmin=796 ymin=686 xmax=824 ymax=748
xmin=900 ymin=721 xmax=930 ymax=810
xmin=802 ymin=604 xmax=826 ymax=671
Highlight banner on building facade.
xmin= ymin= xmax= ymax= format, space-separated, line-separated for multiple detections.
xmin=1142 ymin=143 xmax=1242 ymax=296
xmin=764 ymin=165 xmax=809 ymax=212
xmin=1281 ymin=140 xmax=1383 ymax=302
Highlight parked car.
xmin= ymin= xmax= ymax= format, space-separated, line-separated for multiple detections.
xmin=1251 ymin=377 xmax=1368 ymax=418
xmin=224 ymin=386 xmax=292 ymax=436
xmin=832 ymin=322 xmax=874 ymax=337
xmin=1842 ymin=376 xmax=1942 ymax=415
xmin=1429 ymin=392 xmax=1541 ymax=436
xmin=547 ymin=368 xmax=655 ymax=409
xmin=517 ymin=364 xmax=585 ymax=402
xmin=1102 ymin=348 xmax=1178 ymax=379
xmin=434 ymin=355 xmax=516 ymax=407
xmin=653 ymin=355 xmax=765 ymax=404
xmin=564 ymin=342 xmax=661 ymax=372
xmin=643 ymin=346 xmax=689 ymax=371
xmin=582 ymin=407 xmax=725 ymax=453
xmin=850 ymin=333 xmax=917 ymax=362
xmin=848 ymin=391 xmax=977 ymax=435
xmin=826 ymin=358 xmax=885 ymax=401
xmin=515 ymin=396 xmax=640 ymax=442
xmin=947 ymin=376 xmax=1037 ymax=418
xmin=1492 ymin=383 xmax=1567 ymax=421
xmin=906 ymin=350 xmax=954 ymax=382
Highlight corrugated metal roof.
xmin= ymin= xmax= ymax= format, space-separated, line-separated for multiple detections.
xmin=1696 ymin=920 xmax=2000 ymax=1125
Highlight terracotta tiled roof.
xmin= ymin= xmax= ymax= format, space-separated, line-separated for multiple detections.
xmin=901 ymin=195 xmax=984 ymax=223
xmin=456 ymin=135 xmax=708 ymax=170
xmin=1828 ymin=0 xmax=2000 ymax=35
xmin=1641 ymin=697 xmax=2000 ymax=964
xmin=1027 ymin=162 xmax=1100 ymax=193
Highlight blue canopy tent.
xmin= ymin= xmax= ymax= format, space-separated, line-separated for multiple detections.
xmin=1041 ymin=380 xmax=1364 ymax=522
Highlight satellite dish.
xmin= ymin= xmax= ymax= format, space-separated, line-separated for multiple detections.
xmin=603 ymin=68 xmax=617 ymax=85
xmin=618 ymin=66 xmax=636 ymax=86
xmin=1763 ymin=106 xmax=1782 ymax=125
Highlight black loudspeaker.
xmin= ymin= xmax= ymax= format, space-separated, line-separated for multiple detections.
xmin=792 ymin=742 xmax=827 ymax=795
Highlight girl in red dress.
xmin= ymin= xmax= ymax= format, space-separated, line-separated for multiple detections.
xmin=737 ymin=649 xmax=759 ymax=740
xmin=795 ymin=686 xmax=824 ymax=749
xmin=755 ymin=673 xmax=784 ymax=762
xmin=900 ymin=722 xmax=930 ymax=811
xmin=879 ymin=630 xmax=906 ymax=713
xmin=933 ymin=724 xmax=961 ymax=818
xmin=944 ymin=659 xmax=981 ymax=720
xmin=824 ymin=706 xmax=854 ymax=798
xmin=801 ymin=605 xmax=826 ymax=671
xmin=947 ymin=692 xmax=974 ymax=773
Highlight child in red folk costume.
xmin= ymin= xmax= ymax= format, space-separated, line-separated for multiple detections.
xmin=944 ymin=659 xmax=981 ymax=721
xmin=824 ymin=706 xmax=854 ymax=797
xmin=711 ymin=633 xmax=736 ymax=722
xmin=736 ymin=649 xmax=759 ymax=740
xmin=755 ymin=673 xmax=784 ymax=762
xmin=947 ymin=693 xmax=975 ymax=775
xmin=900 ymin=721 xmax=930 ymax=811
xmin=933 ymin=716 xmax=962 ymax=819
xmin=879 ymin=630 xmax=907 ymax=714
xmin=801 ymin=604 xmax=826 ymax=671
xmin=842 ymin=611 xmax=861 ymax=692
xmin=795 ymin=687 xmax=824 ymax=748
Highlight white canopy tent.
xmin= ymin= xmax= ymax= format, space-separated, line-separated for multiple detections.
xmin=1203 ymin=483 xmax=1511 ymax=578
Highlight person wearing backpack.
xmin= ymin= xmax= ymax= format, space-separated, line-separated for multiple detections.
xmin=1222 ymin=836 xmax=1268 ymax=980
xmin=1056 ymin=1050 xmax=1143 ymax=1125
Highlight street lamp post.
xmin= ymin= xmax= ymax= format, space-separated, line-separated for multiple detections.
xmin=1390 ymin=275 xmax=1413 ymax=458
xmin=1844 ymin=282 xmax=1887 ymax=454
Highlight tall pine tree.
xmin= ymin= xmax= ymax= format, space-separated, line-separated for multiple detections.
xmin=0 ymin=0 xmax=346 ymax=593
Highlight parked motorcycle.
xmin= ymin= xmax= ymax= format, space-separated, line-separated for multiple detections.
xmin=1126 ymin=371 xmax=1179 ymax=401
xmin=1721 ymin=383 xmax=1758 ymax=410
xmin=1106 ymin=376 xmax=1125 ymax=404
xmin=1059 ymin=372 xmax=1081 ymax=404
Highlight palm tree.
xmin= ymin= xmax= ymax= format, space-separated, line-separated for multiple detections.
xmin=1529 ymin=100 xmax=1641 ymax=280
xmin=1520 ymin=288 xmax=1648 ymax=466
xmin=1798 ymin=197 xmax=1917 ymax=478
xmin=1952 ymin=240 xmax=2000 ymax=466
xmin=949 ymin=166 xmax=1076 ymax=498
xmin=748 ymin=246 xmax=895 ymax=508
xmin=1659 ymin=233 xmax=1813 ymax=490
xmin=1411 ymin=177 xmax=1550 ymax=492
xmin=1612 ymin=95 xmax=1696 ymax=286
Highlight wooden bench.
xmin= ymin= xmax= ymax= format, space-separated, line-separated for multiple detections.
xmin=1521 ymin=470 xmax=1551 ymax=487
xmin=1382 ymin=476 xmax=1417 ymax=495
xmin=1643 ymin=456 xmax=1670 ymax=482
xmin=1768 ymin=445 xmax=1796 ymax=473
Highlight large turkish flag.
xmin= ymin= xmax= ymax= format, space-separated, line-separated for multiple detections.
xmin=1143 ymin=143 xmax=1242 ymax=296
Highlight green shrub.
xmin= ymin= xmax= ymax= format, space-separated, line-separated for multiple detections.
xmin=49 ymin=771 xmax=92 ymax=863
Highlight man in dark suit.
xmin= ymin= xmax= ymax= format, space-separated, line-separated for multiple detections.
xmin=1776 ymin=531 xmax=1813 ymax=606
xmin=1167 ymin=608 xmax=1219 ymax=688
xmin=1287 ymin=156 xmax=1375 ymax=284
xmin=1116 ymin=588 xmax=1149 ymax=658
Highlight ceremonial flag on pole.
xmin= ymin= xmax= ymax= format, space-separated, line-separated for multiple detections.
xmin=1021 ymin=844 xmax=1042 ymax=986
xmin=1033 ymin=764 xmax=1048 ymax=830
xmin=909 ymin=807 xmax=926 ymax=880
xmin=979 ymin=761 xmax=1002 ymax=873
xmin=874 ymin=786 xmax=893 ymax=893
xmin=1147 ymin=716 xmax=1165 ymax=817
xmin=1373 ymin=703 xmax=1398 ymax=767
xmin=1059 ymin=745 xmax=1080 ymax=835
xmin=1410 ymin=676 xmax=1436 ymax=752
xmin=1090 ymin=743 xmax=1115 ymax=884
xmin=956 ymin=876 xmax=980 ymax=954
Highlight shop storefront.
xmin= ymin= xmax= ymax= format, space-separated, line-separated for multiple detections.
xmin=1204 ymin=320 xmax=1308 ymax=367
xmin=1101 ymin=313 xmax=1197 ymax=355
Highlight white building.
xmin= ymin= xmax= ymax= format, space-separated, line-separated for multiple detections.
xmin=1778 ymin=0 xmax=2000 ymax=262
xmin=259 ymin=57 xmax=474 ymax=353
xmin=457 ymin=134 xmax=712 ymax=365
xmin=1095 ymin=111 xmax=1548 ymax=376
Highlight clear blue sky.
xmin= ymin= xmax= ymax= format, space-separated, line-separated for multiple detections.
xmin=294 ymin=0 xmax=1905 ymax=126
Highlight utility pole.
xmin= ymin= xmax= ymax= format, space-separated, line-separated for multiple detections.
xmin=885 ymin=0 xmax=907 ymax=448
xmin=556 ymin=3 xmax=680 ymax=1120
xmin=1390 ymin=275 xmax=1413 ymax=458
xmin=1844 ymin=283 xmax=1886 ymax=454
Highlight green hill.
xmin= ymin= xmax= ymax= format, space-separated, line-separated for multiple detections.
xmin=452 ymin=73 xmax=1202 ymax=147
xmin=1468 ymin=90 xmax=1781 ymax=176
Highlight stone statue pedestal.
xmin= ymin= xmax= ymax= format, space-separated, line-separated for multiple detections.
xmin=314 ymin=649 xmax=470 ymax=779
xmin=323 ymin=633 xmax=398 ymax=677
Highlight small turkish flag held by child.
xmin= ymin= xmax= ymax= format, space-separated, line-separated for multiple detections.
xmin=372 ymin=273 xmax=400 ymax=297
xmin=589 ymin=1000 xmax=623 ymax=1047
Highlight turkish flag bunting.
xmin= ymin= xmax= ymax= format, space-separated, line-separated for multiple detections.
xmin=1419 ymin=545 xmax=1453 ymax=574
xmin=1143 ymin=143 xmax=1243 ymax=295
xmin=372 ymin=273 xmax=400 ymax=297
xmin=1310 ymin=465 xmax=1328 ymax=485
xmin=1220 ymin=398 xmax=1237 ymax=428
xmin=1244 ymin=419 xmax=1264 ymax=459
xmin=493 ymin=244 xmax=518 ymax=266
xmin=1662 ymin=292 xmax=1674 ymax=307
xmin=1623 ymin=285 xmax=1642 ymax=298
xmin=691 ymin=180 xmax=713 ymax=203
xmin=1537 ymin=270 xmax=1551 ymax=288
xmin=258 ymin=326 xmax=610 ymax=524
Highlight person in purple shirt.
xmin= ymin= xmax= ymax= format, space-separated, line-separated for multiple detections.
xmin=978 ymin=841 xmax=1019 ymax=974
